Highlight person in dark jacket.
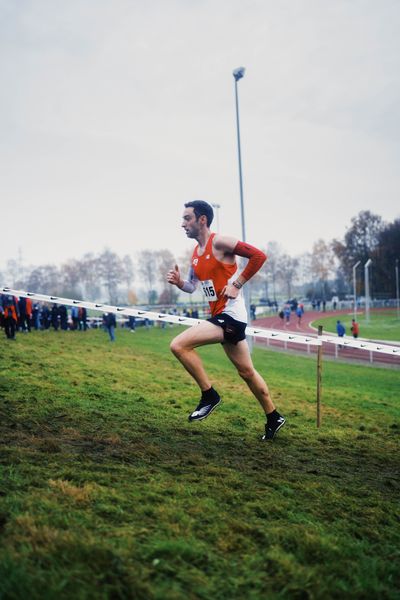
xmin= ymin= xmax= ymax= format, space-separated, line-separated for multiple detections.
xmin=78 ymin=307 xmax=88 ymax=331
xmin=59 ymin=305 xmax=68 ymax=330
xmin=41 ymin=305 xmax=51 ymax=329
xmin=336 ymin=320 xmax=346 ymax=348
xmin=103 ymin=312 xmax=116 ymax=342
xmin=18 ymin=296 xmax=32 ymax=332
xmin=51 ymin=304 xmax=59 ymax=331
xmin=32 ymin=303 xmax=41 ymax=330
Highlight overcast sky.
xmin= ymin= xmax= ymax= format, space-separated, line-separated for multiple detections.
xmin=1 ymin=0 xmax=399 ymax=273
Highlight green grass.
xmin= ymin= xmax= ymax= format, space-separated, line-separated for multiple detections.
xmin=311 ymin=310 xmax=400 ymax=342
xmin=1 ymin=327 xmax=399 ymax=599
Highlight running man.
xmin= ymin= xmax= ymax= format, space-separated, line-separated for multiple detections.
xmin=167 ymin=200 xmax=285 ymax=441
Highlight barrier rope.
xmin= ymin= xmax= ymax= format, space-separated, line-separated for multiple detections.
xmin=2 ymin=287 xmax=320 ymax=346
xmin=2 ymin=287 xmax=399 ymax=356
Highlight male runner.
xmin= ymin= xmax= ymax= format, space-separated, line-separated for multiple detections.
xmin=167 ymin=200 xmax=285 ymax=440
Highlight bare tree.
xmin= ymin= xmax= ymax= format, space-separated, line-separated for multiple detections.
xmin=97 ymin=249 xmax=125 ymax=304
xmin=158 ymin=249 xmax=179 ymax=304
xmin=78 ymin=253 xmax=102 ymax=300
xmin=26 ymin=265 xmax=61 ymax=295
xmin=278 ymin=254 xmax=299 ymax=299
xmin=258 ymin=242 xmax=282 ymax=302
xmin=296 ymin=252 xmax=312 ymax=288
xmin=122 ymin=255 xmax=134 ymax=288
xmin=60 ymin=259 xmax=82 ymax=297
xmin=332 ymin=210 xmax=384 ymax=285
xmin=310 ymin=239 xmax=335 ymax=299
xmin=138 ymin=250 xmax=159 ymax=304
xmin=5 ymin=258 xmax=27 ymax=288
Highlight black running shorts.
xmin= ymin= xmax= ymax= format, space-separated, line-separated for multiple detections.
xmin=208 ymin=313 xmax=247 ymax=345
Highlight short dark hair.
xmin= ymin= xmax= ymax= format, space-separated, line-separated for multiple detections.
xmin=184 ymin=200 xmax=214 ymax=226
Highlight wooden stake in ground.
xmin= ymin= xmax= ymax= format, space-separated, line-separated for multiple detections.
xmin=317 ymin=325 xmax=323 ymax=427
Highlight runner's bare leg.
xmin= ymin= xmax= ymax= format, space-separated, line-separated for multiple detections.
xmin=222 ymin=340 xmax=275 ymax=414
xmin=170 ymin=321 xmax=224 ymax=391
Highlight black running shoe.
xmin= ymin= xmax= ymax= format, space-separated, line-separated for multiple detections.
xmin=188 ymin=395 xmax=221 ymax=422
xmin=262 ymin=415 xmax=286 ymax=440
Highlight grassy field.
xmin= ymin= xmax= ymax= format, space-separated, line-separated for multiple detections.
xmin=311 ymin=310 xmax=400 ymax=342
xmin=1 ymin=326 xmax=399 ymax=599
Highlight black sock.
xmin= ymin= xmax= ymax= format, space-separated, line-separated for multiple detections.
xmin=266 ymin=409 xmax=279 ymax=423
xmin=202 ymin=387 xmax=219 ymax=401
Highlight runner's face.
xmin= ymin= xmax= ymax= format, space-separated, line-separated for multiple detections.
xmin=182 ymin=207 xmax=201 ymax=238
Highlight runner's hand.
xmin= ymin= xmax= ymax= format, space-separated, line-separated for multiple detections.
xmin=167 ymin=264 xmax=183 ymax=288
xmin=221 ymin=283 xmax=240 ymax=300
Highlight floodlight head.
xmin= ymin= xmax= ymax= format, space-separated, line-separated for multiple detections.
xmin=233 ymin=66 xmax=246 ymax=81
xmin=365 ymin=259 xmax=372 ymax=268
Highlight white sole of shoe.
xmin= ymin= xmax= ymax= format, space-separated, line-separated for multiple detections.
xmin=188 ymin=398 xmax=221 ymax=422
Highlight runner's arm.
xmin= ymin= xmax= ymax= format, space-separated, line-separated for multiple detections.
xmin=233 ymin=241 xmax=267 ymax=287
xmin=213 ymin=235 xmax=267 ymax=288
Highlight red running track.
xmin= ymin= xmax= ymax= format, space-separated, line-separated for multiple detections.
xmin=253 ymin=309 xmax=400 ymax=367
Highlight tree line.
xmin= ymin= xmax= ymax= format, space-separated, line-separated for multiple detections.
xmin=0 ymin=248 xmax=184 ymax=306
xmin=256 ymin=211 xmax=399 ymax=301
xmin=1 ymin=211 xmax=399 ymax=304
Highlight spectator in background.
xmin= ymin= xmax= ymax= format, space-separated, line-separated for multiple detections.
xmin=32 ymin=303 xmax=41 ymax=330
xmin=18 ymin=296 xmax=32 ymax=332
xmin=2 ymin=295 xmax=19 ymax=340
xmin=59 ymin=305 xmax=68 ymax=330
xmin=25 ymin=296 xmax=32 ymax=331
xmin=71 ymin=306 xmax=79 ymax=330
xmin=296 ymin=305 xmax=303 ymax=326
xmin=336 ymin=320 xmax=345 ymax=338
xmin=250 ymin=304 xmax=256 ymax=321
xmin=128 ymin=316 xmax=136 ymax=332
xmin=51 ymin=304 xmax=59 ymax=331
xmin=351 ymin=319 xmax=359 ymax=339
xmin=78 ymin=307 xmax=87 ymax=331
xmin=103 ymin=312 xmax=116 ymax=342
xmin=284 ymin=304 xmax=291 ymax=325
xmin=336 ymin=320 xmax=346 ymax=348
xmin=41 ymin=305 xmax=51 ymax=329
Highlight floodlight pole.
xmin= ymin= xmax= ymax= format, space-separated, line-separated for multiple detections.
xmin=396 ymin=259 xmax=399 ymax=319
xmin=364 ymin=259 xmax=372 ymax=323
xmin=352 ymin=261 xmax=361 ymax=321
xmin=233 ymin=66 xmax=252 ymax=351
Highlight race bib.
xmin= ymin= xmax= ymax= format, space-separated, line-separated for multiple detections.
xmin=201 ymin=279 xmax=217 ymax=301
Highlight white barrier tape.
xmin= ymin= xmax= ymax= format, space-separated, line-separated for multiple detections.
xmin=246 ymin=326 xmax=320 ymax=346
xmin=320 ymin=335 xmax=400 ymax=357
xmin=3 ymin=287 xmax=399 ymax=356
xmin=1 ymin=287 xmax=322 ymax=347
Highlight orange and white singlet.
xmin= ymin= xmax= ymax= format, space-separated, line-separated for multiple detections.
xmin=190 ymin=233 xmax=247 ymax=322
